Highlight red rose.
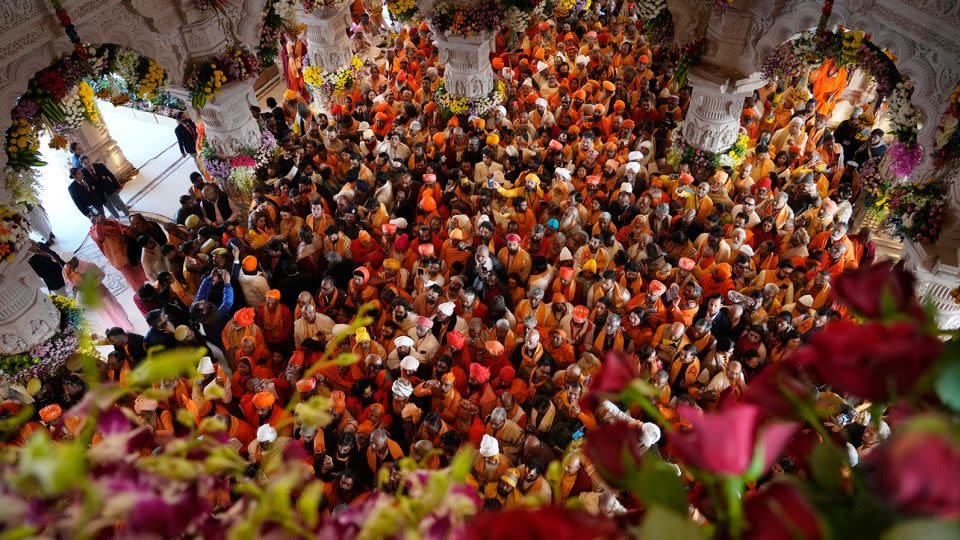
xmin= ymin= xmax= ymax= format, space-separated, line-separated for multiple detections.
xmin=584 ymin=421 xmax=642 ymax=485
xmin=740 ymin=364 xmax=815 ymax=421
xmin=791 ymin=320 xmax=941 ymax=402
xmin=466 ymin=505 xmax=621 ymax=540
xmin=744 ymin=482 xmax=822 ymax=540
xmin=670 ymin=404 xmax=797 ymax=476
xmin=866 ymin=428 xmax=960 ymax=518
xmin=831 ymin=261 xmax=924 ymax=320
xmin=582 ymin=351 xmax=641 ymax=410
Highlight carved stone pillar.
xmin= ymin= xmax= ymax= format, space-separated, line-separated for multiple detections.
xmin=0 ymin=193 xmax=60 ymax=355
xmin=71 ymin=118 xmax=136 ymax=179
xmin=429 ymin=29 xmax=496 ymax=99
xmin=196 ymin=79 xmax=262 ymax=158
xmin=299 ymin=4 xmax=354 ymax=72
xmin=681 ymin=66 xmax=766 ymax=153
xmin=179 ymin=15 xmax=228 ymax=60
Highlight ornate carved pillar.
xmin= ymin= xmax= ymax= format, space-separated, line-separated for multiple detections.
xmin=429 ymin=29 xmax=496 ymax=99
xmin=176 ymin=15 xmax=228 ymax=85
xmin=0 ymin=190 xmax=60 ymax=356
xmin=71 ymin=118 xmax=136 ymax=179
xmin=196 ymin=80 xmax=262 ymax=158
xmin=682 ymin=67 xmax=766 ymax=153
xmin=298 ymin=4 xmax=354 ymax=72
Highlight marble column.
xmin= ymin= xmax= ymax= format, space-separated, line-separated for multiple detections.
xmin=429 ymin=28 xmax=496 ymax=99
xmin=299 ymin=4 xmax=354 ymax=72
xmin=681 ymin=66 xmax=766 ymax=153
xmin=71 ymin=117 xmax=136 ymax=179
xmin=0 ymin=190 xmax=60 ymax=355
xmin=196 ymin=79 xmax=262 ymax=159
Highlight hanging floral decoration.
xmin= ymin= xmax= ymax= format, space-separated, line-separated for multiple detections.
xmin=5 ymin=44 xmax=168 ymax=180
xmin=257 ymin=0 xmax=296 ymax=67
xmin=0 ymin=295 xmax=87 ymax=383
xmin=859 ymin=157 xmax=888 ymax=213
xmin=884 ymin=177 xmax=946 ymax=244
xmin=932 ymin=81 xmax=960 ymax=168
xmin=0 ymin=204 xmax=30 ymax=263
xmin=48 ymin=0 xmax=87 ymax=60
xmin=303 ymin=55 xmax=364 ymax=103
xmin=435 ymin=78 xmax=506 ymax=118
xmin=642 ymin=8 xmax=675 ymax=48
xmin=885 ymin=80 xmax=923 ymax=177
xmin=184 ymin=43 xmax=259 ymax=109
xmin=504 ymin=0 xmax=549 ymax=34
xmin=89 ymin=78 xmax=186 ymax=120
xmin=760 ymin=42 xmax=805 ymax=82
xmin=673 ymin=38 xmax=707 ymax=89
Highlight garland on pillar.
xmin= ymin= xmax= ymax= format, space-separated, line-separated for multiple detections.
xmin=303 ymin=56 xmax=364 ymax=104
xmin=184 ymin=43 xmax=259 ymax=109
xmin=257 ymin=0 xmax=298 ymax=67
xmin=435 ymin=78 xmax=506 ymax=117
xmin=0 ymin=295 xmax=88 ymax=384
xmin=198 ymin=125 xmax=279 ymax=193
xmin=666 ymin=131 xmax=750 ymax=176
xmin=4 ymin=44 xmax=166 ymax=206
xmin=883 ymin=177 xmax=946 ymax=244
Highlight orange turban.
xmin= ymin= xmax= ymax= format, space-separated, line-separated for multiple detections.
xmin=421 ymin=196 xmax=437 ymax=212
xmin=572 ymin=305 xmax=590 ymax=322
xmin=568 ymin=125 xmax=581 ymax=135
xmin=492 ymin=58 xmax=504 ymax=70
xmin=242 ymin=255 xmax=257 ymax=271
xmin=233 ymin=307 xmax=255 ymax=326
xmin=715 ymin=263 xmax=733 ymax=280
xmin=40 ymin=404 xmax=62 ymax=422
xmin=252 ymin=391 xmax=275 ymax=409
xmin=296 ymin=378 xmax=317 ymax=392
xmin=283 ymin=89 xmax=298 ymax=101
xmin=614 ymin=100 xmax=625 ymax=111
xmin=266 ymin=289 xmax=281 ymax=300
xmin=373 ymin=101 xmax=390 ymax=113
xmin=432 ymin=132 xmax=445 ymax=145
xmin=448 ymin=116 xmax=459 ymax=127
xmin=484 ymin=340 xmax=504 ymax=356
xmin=524 ymin=93 xmax=538 ymax=105
xmin=573 ymin=90 xmax=587 ymax=100
xmin=602 ymin=81 xmax=616 ymax=91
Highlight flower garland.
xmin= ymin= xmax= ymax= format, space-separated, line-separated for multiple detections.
xmin=3 ymin=167 xmax=42 ymax=206
xmin=552 ymin=0 xmax=592 ymax=18
xmin=0 ymin=294 xmax=85 ymax=383
xmin=48 ymin=0 xmax=87 ymax=60
xmin=257 ymin=0 xmax=295 ymax=67
xmin=435 ymin=78 xmax=506 ymax=117
xmin=5 ymin=44 xmax=167 ymax=179
xmin=504 ymin=0 xmax=548 ymax=34
xmin=303 ymin=55 xmax=364 ymax=103
xmin=0 ymin=204 xmax=30 ymax=262
xmin=200 ymin=128 xmax=279 ymax=191
xmin=667 ymin=132 xmax=750 ymax=174
xmin=885 ymin=80 xmax=922 ymax=177
xmin=933 ymin=81 xmax=960 ymax=168
xmin=429 ymin=1 xmax=504 ymax=37
xmin=184 ymin=43 xmax=259 ymax=109
xmin=387 ymin=0 xmax=418 ymax=22
xmin=859 ymin=157 xmax=888 ymax=213
xmin=885 ymin=177 xmax=946 ymax=243
xmin=673 ymin=38 xmax=706 ymax=89
xmin=761 ymin=42 xmax=804 ymax=82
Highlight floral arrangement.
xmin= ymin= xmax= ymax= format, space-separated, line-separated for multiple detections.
xmin=552 ymin=0 xmax=591 ymax=18
xmin=668 ymin=132 xmax=750 ymax=175
xmin=859 ymin=156 xmax=888 ymax=213
xmin=504 ymin=0 xmax=548 ymax=34
xmin=387 ymin=0 xmax=418 ymax=22
xmin=435 ymin=78 xmax=506 ymax=117
xmin=3 ymin=167 xmax=42 ymax=205
xmin=257 ymin=0 xmax=295 ymax=67
xmin=5 ymin=43 xmax=168 ymax=179
xmin=429 ymin=1 xmax=504 ymax=37
xmin=673 ymin=37 xmax=706 ymax=89
xmin=228 ymin=163 xmax=258 ymax=193
xmin=0 ymin=294 xmax=84 ymax=383
xmin=642 ymin=8 xmax=675 ymax=48
xmin=0 ymin=204 xmax=30 ymax=262
xmin=933 ymin=81 xmax=960 ymax=167
xmin=760 ymin=42 xmax=804 ymax=82
xmin=885 ymin=177 xmax=946 ymax=243
xmin=184 ymin=43 xmax=259 ymax=109
xmin=48 ymin=134 xmax=68 ymax=150
xmin=200 ymin=128 xmax=279 ymax=188
xmin=48 ymin=0 xmax=86 ymax=60
xmin=636 ymin=0 xmax=666 ymax=20
xmin=716 ymin=133 xmax=751 ymax=168
xmin=303 ymin=55 xmax=364 ymax=103
xmin=885 ymin=80 xmax=923 ymax=177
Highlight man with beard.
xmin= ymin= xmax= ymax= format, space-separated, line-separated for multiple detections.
xmin=242 ymin=390 xmax=293 ymax=437
xmin=413 ymin=282 xmax=444 ymax=317
xmin=365 ymin=428 xmax=404 ymax=479
xmin=322 ymin=469 xmax=367 ymax=510
xmin=486 ymin=406 xmax=525 ymax=464
xmin=513 ymin=330 xmax=553 ymax=381
xmin=517 ymin=458 xmax=552 ymax=502
xmin=432 ymin=301 xmax=468 ymax=343
xmin=497 ymin=233 xmax=532 ymax=284
xmin=408 ymin=315 xmax=440 ymax=361
xmin=514 ymin=287 xmax=549 ymax=328
xmin=470 ymin=434 xmax=510 ymax=497
xmin=391 ymin=298 xmax=417 ymax=333
xmin=255 ymin=289 xmax=293 ymax=353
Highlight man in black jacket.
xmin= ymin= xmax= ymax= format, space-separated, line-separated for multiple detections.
xmin=80 ymin=156 xmax=129 ymax=220
xmin=67 ymin=166 xmax=105 ymax=218
xmin=175 ymin=113 xmax=200 ymax=171
xmin=27 ymin=241 xmax=68 ymax=295
xmin=105 ymin=326 xmax=148 ymax=365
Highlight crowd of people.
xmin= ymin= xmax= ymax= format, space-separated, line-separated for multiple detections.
xmin=14 ymin=3 xmax=888 ymax=517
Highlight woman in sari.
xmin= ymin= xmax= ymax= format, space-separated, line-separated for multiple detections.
xmin=89 ymin=214 xmax=147 ymax=291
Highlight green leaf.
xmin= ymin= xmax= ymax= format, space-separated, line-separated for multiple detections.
xmin=449 ymin=445 xmax=475 ymax=483
xmin=17 ymin=432 xmax=87 ymax=496
xmin=882 ymin=519 xmax=960 ymax=540
xmin=934 ymin=360 xmax=960 ymax=414
xmin=297 ymin=480 xmax=325 ymax=529
xmin=126 ymin=347 xmax=206 ymax=388
xmin=810 ymin=443 xmax=848 ymax=493
xmin=627 ymin=453 xmax=687 ymax=516
xmin=637 ymin=505 xmax=706 ymax=539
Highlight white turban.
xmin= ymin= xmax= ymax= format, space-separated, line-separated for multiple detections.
xmin=479 ymin=434 xmax=500 ymax=457
xmin=576 ymin=55 xmax=590 ymax=65
xmin=392 ymin=378 xmax=413 ymax=398
xmin=628 ymin=151 xmax=644 ymax=161
xmin=394 ymin=335 xmax=414 ymax=348
xmin=535 ymin=61 xmax=548 ymax=73
xmin=641 ymin=423 xmax=661 ymax=447
xmin=198 ymin=356 xmax=214 ymax=375
xmin=739 ymin=244 xmax=755 ymax=257
xmin=535 ymin=98 xmax=548 ymax=109
xmin=555 ymin=167 xmax=571 ymax=180
xmin=620 ymin=182 xmax=633 ymax=194
xmin=400 ymin=356 xmax=420 ymax=371
xmin=438 ymin=302 xmax=456 ymax=316
xmin=625 ymin=162 xmax=641 ymax=174
xmin=256 ymin=424 xmax=277 ymax=443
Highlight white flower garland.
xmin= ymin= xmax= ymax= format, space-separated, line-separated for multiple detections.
xmin=635 ymin=0 xmax=665 ymax=19
xmin=59 ymin=89 xmax=85 ymax=132
xmin=888 ymin=81 xmax=921 ymax=143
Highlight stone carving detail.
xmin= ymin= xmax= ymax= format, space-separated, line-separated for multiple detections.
xmin=682 ymin=67 xmax=764 ymax=153
xmin=0 ymin=0 xmax=45 ymax=34
xmin=180 ymin=15 xmax=228 ymax=59
xmin=430 ymin=29 xmax=496 ymax=99
xmin=0 ymin=242 xmax=60 ymax=355
xmin=299 ymin=4 xmax=354 ymax=72
xmin=198 ymin=80 xmax=262 ymax=157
